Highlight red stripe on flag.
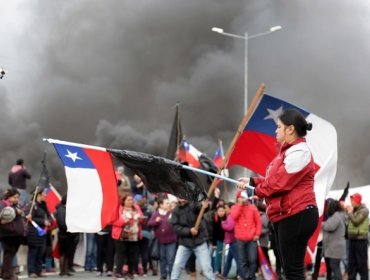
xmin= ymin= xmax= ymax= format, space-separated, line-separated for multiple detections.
xmin=84 ymin=149 xmax=119 ymax=228
xmin=227 ymin=131 xmax=278 ymax=175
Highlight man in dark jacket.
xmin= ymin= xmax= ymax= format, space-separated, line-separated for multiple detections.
xmin=169 ymin=198 xmax=214 ymax=280
xmin=8 ymin=159 xmax=31 ymax=207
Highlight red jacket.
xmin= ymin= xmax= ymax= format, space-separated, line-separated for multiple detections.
xmin=253 ymin=138 xmax=317 ymax=223
xmin=111 ymin=204 xmax=143 ymax=240
xmin=230 ymin=202 xmax=261 ymax=241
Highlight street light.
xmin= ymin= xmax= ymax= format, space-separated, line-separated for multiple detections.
xmin=211 ymin=25 xmax=282 ymax=113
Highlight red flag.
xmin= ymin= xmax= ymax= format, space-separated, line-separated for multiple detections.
xmin=257 ymin=245 xmax=277 ymax=280
xmin=45 ymin=185 xmax=62 ymax=214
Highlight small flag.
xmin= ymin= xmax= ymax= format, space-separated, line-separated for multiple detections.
xmin=45 ymin=185 xmax=62 ymax=214
xmin=257 ymin=244 xmax=276 ymax=280
xmin=31 ymin=220 xmax=46 ymax=236
xmin=213 ymin=146 xmax=223 ymax=168
xmin=177 ymin=139 xmax=202 ymax=168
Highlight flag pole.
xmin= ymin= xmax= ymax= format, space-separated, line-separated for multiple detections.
xmin=219 ymin=139 xmax=230 ymax=201
xmin=27 ymin=151 xmax=47 ymax=217
xmin=193 ymin=83 xmax=265 ymax=230
xmin=181 ymin=165 xmax=253 ymax=189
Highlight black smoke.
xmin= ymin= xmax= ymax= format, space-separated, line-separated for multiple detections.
xmin=0 ymin=0 xmax=370 ymax=193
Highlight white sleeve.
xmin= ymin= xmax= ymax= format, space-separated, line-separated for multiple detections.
xmin=284 ymin=143 xmax=311 ymax=174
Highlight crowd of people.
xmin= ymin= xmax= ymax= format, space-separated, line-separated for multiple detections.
xmin=0 ymin=109 xmax=369 ymax=280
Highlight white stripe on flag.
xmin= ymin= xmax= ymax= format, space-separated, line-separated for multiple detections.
xmin=65 ymin=167 xmax=103 ymax=232
xmin=306 ymin=113 xmax=338 ymax=215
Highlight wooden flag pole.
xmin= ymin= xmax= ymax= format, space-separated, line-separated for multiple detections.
xmin=194 ymin=83 xmax=265 ymax=230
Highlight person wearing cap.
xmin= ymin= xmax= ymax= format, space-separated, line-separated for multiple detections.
xmin=237 ymin=109 xmax=319 ymax=280
xmin=230 ymin=190 xmax=261 ymax=280
xmin=346 ymin=193 xmax=369 ymax=280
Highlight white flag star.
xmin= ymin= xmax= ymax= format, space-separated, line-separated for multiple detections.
xmin=264 ymin=106 xmax=284 ymax=124
xmin=65 ymin=149 xmax=82 ymax=162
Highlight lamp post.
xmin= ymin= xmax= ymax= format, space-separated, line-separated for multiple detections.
xmin=211 ymin=25 xmax=282 ymax=113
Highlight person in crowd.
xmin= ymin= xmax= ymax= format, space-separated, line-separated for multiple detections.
xmin=345 ymin=193 xmax=369 ymax=280
xmin=221 ymin=202 xmax=242 ymax=279
xmin=132 ymin=175 xmax=147 ymax=198
xmin=0 ymin=189 xmax=25 ymax=280
xmin=8 ymin=159 xmax=31 ymax=207
xmin=237 ymin=108 xmax=319 ymax=280
xmin=84 ymin=233 xmax=97 ymax=272
xmin=257 ymin=199 xmax=271 ymax=265
xmin=322 ymin=199 xmax=346 ymax=280
xmin=116 ymin=166 xmax=131 ymax=192
xmin=112 ymin=192 xmax=143 ymax=280
xmin=211 ymin=205 xmax=226 ymax=275
xmin=148 ymin=197 xmax=177 ymax=280
xmin=25 ymin=189 xmax=51 ymax=278
xmin=230 ymin=190 xmax=261 ymax=280
xmin=55 ymin=194 xmax=79 ymax=276
xmin=136 ymin=194 xmax=153 ymax=276
xmin=95 ymin=225 xmax=114 ymax=277
xmin=169 ymin=198 xmax=214 ymax=280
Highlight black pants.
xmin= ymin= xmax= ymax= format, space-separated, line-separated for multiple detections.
xmin=273 ymin=207 xmax=319 ymax=280
xmin=1 ymin=237 xmax=21 ymax=280
xmin=96 ymin=233 xmax=115 ymax=272
xmin=348 ymin=239 xmax=368 ymax=280
xmin=115 ymin=240 xmax=139 ymax=275
xmin=138 ymin=237 xmax=149 ymax=274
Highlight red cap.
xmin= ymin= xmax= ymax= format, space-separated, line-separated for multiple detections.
xmin=350 ymin=193 xmax=362 ymax=204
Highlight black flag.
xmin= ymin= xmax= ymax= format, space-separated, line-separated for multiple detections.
xmin=339 ymin=181 xmax=350 ymax=202
xmin=166 ymin=103 xmax=183 ymax=160
xmin=109 ymin=149 xmax=206 ymax=201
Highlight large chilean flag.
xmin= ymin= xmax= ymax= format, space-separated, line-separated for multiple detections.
xmin=50 ymin=140 xmax=119 ymax=233
xmin=227 ymin=94 xmax=337 ymax=257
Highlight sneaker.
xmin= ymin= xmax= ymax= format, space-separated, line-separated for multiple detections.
xmin=115 ymin=273 xmax=124 ymax=280
xmin=29 ymin=273 xmax=38 ymax=278
xmin=106 ymin=271 xmax=113 ymax=277
xmin=96 ymin=271 xmax=103 ymax=276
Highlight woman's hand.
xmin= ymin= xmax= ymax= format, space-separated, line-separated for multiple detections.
xmin=236 ymin=177 xmax=250 ymax=189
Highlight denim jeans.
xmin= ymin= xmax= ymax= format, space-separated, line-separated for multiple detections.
xmin=236 ymin=240 xmax=257 ymax=280
xmin=84 ymin=233 xmax=97 ymax=270
xmin=16 ymin=189 xmax=27 ymax=208
xmin=171 ymin=242 xmax=215 ymax=280
xmin=28 ymin=244 xmax=45 ymax=275
xmin=159 ymin=242 xmax=177 ymax=279
xmin=222 ymin=242 xmax=241 ymax=278
xmin=212 ymin=240 xmax=223 ymax=273
xmin=325 ymin=258 xmax=342 ymax=280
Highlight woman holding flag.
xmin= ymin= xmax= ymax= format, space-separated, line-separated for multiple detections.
xmin=25 ymin=188 xmax=52 ymax=278
xmin=237 ymin=109 xmax=319 ymax=280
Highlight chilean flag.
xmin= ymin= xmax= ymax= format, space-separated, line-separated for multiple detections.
xmin=227 ymin=94 xmax=337 ymax=257
xmin=257 ymin=244 xmax=277 ymax=280
xmin=213 ymin=146 xmax=223 ymax=168
xmin=45 ymin=185 xmax=62 ymax=214
xmin=177 ymin=139 xmax=202 ymax=168
xmin=48 ymin=139 xmax=119 ymax=233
